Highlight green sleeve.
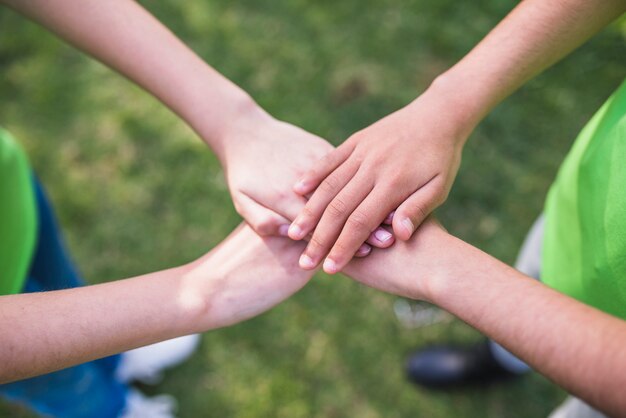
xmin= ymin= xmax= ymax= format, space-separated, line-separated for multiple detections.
xmin=0 ymin=128 xmax=37 ymax=295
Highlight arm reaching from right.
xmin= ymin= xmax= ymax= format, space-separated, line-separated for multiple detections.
xmin=290 ymin=0 xmax=626 ymax=274
xmin=344 ymin=220 xmax=626 ymax=417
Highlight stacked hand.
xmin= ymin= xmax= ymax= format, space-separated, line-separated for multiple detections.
xmin=219 ymin=111 xmax=397 ymax=257
xmin=287 ymin=92 xmax=469 ymax=274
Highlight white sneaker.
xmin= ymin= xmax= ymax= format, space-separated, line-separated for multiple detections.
xmin=118 ymin=389 xmax=177 ymax=418
xmin=116 ymin=334 xmax=200 ymax=385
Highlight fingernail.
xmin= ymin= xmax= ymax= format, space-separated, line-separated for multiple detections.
xmin=278 ymin=224 xmax=290 ymax=237
xmin=374 ymin=229 xmax=393 ymax=243
xmin=401 ymin=218 xmax=414 ymax=235
xmin=385 ymin=211 xmax=396 ymax=224
xmin=299 ymin=254 xmax=316 ymax=269
xmin=323 ymin=258 xmax=338 ymax=274
xmin=294 ymin=179 xmax=307 ymax=192
xmin=356 ymin=244 xmax=372 ymax=256
xmin=288 ymin=223 xmax=304 ymax=240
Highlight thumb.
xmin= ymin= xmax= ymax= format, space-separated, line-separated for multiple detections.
xmin=392 ymin=180 xmax=444 ymax=241
xmin=234 ymin=193 xmax=292 ymax=237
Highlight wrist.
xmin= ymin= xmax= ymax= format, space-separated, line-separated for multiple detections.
xmin=213 ymin=103 xmax=278 ymax=169
xmin=415 ymin=70 xmax=491 ymax=142
xmin=402 ymin=230 xmax=466 ymax=303
xmin=176 ymin=257 xmax=222 ymax=334
xmin=191 ymin=88 xmax=271 ymax=162
xmin=420 ymin=233 xmax=513 ymax=310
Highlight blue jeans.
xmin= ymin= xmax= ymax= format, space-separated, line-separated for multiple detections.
xmin=0 ymin=179 xmax=128 ymax=418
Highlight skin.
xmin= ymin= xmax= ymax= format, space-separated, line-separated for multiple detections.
xmin=2 ymin=1 xmax=625 ymax=415
xmin=0 ymin=0 xmax=392 ymax=252
xmin=289 ymin=0 xmax=626 ymax=274
xmin=220 ymin=115 xmax=395 ymax=252
xmin=344 ymin=219 xmax=626 ymax=417
xmin=3 ymin=218 xmax=626 ymax=416
xmin=0 ymin=224 xmax=313 ymax=383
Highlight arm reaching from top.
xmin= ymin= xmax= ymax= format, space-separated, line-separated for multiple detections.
xmin=1 ymin=0 xmax=397 ymax=247
xmin=0 ymin=0 xmax=331 ymax=238
xmin=1 ymin=0 xmax=254 ymax=161
xmin=0 ymin=224 xmax=312 ymax=384
xmin=344 ymin=220 xmax=626 ymax=417
xmin=289 ymin=0 xmax=626 ymax=274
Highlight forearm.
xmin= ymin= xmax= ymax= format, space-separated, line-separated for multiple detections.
xmin=1 ymin=0 xmax=267 ymax=160
xmin=345 ymin=226 xmax=626 ymax=416
xmin=0 ymin=264 xmax=207 ymax=383
xmin=419 ymin=0 xmax=625 ymax=137
xmin=0 ymin=225 xmax=311 ymax=384
xmin=425 ymin=237 xmax=626 ymax=416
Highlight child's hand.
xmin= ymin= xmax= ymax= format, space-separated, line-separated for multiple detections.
xmin=343 ymin=217 xmax=453 ymax=301
xmin=220 ymin=113 xmax=395 ymax=255
xmin=184 ymin=224 xmax=312 ymax=328
xmin=288 ymin=93 xmax=469 ymax=274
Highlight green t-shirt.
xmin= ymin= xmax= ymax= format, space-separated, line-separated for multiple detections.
xmin=542 ymin=79 xmax=626 ymax=319
xmin=0 ymin=128 xmax=37 ymax=295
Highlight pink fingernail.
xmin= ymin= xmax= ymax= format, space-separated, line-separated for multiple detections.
xmin=294 ymin=179 xmax=307 ymax=192
xmin=288 ymin=224 xmax=304 ymax=240
xmin=299 ymin=254 xmax=315 ymax=269
xmin=323 ymin=258 xmax=338 ymax=274
xmin=278 ymin=224 xmax=290 ymax=237
xmin=374 ymin=229 xmax=393 ymax=242
xmin=401 ymin=218 xmax=414 ymax=235
xmin=385 ymin=211 xmax=396 ymax=224
xmin=357 ymin=244 xmax=372 ymax=256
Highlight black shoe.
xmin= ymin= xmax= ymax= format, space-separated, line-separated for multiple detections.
xmin=405 ymin=341 xmax=523 ymax=390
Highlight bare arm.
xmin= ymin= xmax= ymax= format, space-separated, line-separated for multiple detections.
xmin=0 ymin=225 xmax=313 ymax=383
xmin=0 ymin=0 xmax=398 ymax=248
xmin=344 ymin=220 xmax=626 ymax=417
xmin=290 ymin=0 xmax=626 ymax=274
xmin=1 ymin=0 xmax=259 ymax=159
xmin=1 ymin=0 xmax=340 ymax=237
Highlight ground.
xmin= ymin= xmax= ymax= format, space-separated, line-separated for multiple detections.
xmin=0 ymin=1 xmax=624 ymax=417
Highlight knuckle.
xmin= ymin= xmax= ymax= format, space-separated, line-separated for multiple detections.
xmin=307 ymin=235 xmax=328 ymax=253
xmin=326 ymin=198 xmax=348 ymax=218
xmin=387 ymin=173 xmax=406 ymax=189
xmin=319 ymin=176 xmax=340 ymax=194
xmin=412 ymin=203 xmax=428 ymax=221
xmin=254 ymin=218 xmax=275 ymax=236
xmin=300 ymin=206 xmax=318 ymax=222
xmin=320 ymin=152 xmax=335 ymax=168
xmin=331 ymin=240 xmax=352 ymax=257
xmin=346 ymin=210 xmax=371 ymax=231
xmin=301 ymin=169 xmax=318 ymax=184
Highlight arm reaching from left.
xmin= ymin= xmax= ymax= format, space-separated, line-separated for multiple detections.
xmin=0 ymin=0 xmax=331 ymax=238
xmin=344 ymin=220 xmax=626 ymax=417
xmin=0 ymin=225 xmax=311 ymax=384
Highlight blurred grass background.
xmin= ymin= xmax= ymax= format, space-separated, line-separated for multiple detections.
xmin=0 ymin=0 xmax=624 ymax=417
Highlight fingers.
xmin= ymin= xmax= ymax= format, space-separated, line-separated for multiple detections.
xmin=383 ymin=211 xmax=395 ymax=225
xmin=293 ymin=142 xmax=353 ymax=196
xmin=288 ymin=160 xmax=361 ymax=240
xmin=245 ymin=187 xmax=308 ymax=224
xmin=322 ymin=188 xmax=398 ymax=273
xmin=366 ymin=226 xmax=395 ymax=248
xmin=297 ymin=171 xmax=374 ymax=270
xmin=234 ymin=193 xmax=292 ymax=237
xmin=392 ymin=177 xmax=445 ymax=241
xmin=354 ymin=243 xmax=372 ymax=258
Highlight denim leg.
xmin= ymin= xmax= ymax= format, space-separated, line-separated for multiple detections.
xmin=0 ymin=178 xmax=127 ymax=418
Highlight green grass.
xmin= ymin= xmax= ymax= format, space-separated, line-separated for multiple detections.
xmin=1 ymin=1 xmax=624 ymax=417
